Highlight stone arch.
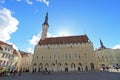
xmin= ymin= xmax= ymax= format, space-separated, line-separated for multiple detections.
xmin=45 ymin=63 xmax=49 ymax=70
xmin=71 ymin=63 xmax=76 ymax=71
xmin=33 ymin=63 xmax=37 ymax=72
xmin=65 ymin=63 xmax=68 ymax=66
xmin=38 ymin=63 xmax=43 ymax=72
xmin=90 ymin=63 xmax=95 ymax=70
xmin=78 ymin=63 xmax=83 ymax=71
xmin=64 ymin=63 xmax=68 ymax=72
xmin=101 ymin=64 xmax=105 ymax=67
xmin=51 ymin=63 xmax=55 ymax=71
xmin=57 ymin=63 xmax=62 ymax=71
xmin=71 ymin=63 xmax=76 ymax=68
xmin=58 ymin=63 xmax=61 ymax=66
xmin=101 ymin=64 xmax=105 ymax=70
xmin=85 ymin=66 xmax=88 ymax=71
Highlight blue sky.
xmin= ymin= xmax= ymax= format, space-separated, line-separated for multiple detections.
xmin=0 ymin=0 xmax=120 ymax=53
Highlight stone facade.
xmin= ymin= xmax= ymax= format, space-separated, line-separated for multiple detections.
xmin=31 ymin=13 xmax=98 ymax=72
xmin=96 ymin=48 xmax=120 ymax=69
xmin=32 ymin=41 xmax=97 ymax=72
xmin=95 ymin=39 xmax=120 ymax=69
xmin=20 ymin=51 xmax=32 ymax=72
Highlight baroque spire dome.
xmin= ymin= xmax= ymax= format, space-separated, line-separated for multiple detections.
xmin=99 ymin=39 xmax=106 ymax=49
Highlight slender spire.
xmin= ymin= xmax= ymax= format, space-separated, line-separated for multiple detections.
xmin=40 ymin=12 xmax=49 ymax=40
xmin=42 ymin=12 xmax=49 ymax=26
xmin=99 ymin=39 xmax=106 ymax=49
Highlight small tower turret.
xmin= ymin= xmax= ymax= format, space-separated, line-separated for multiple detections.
xmin=41 ymin=12 xmax=49 ymax=40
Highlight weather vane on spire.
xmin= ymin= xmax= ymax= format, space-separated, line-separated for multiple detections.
xmin=45 ymin=12 xmax=48 ymax=23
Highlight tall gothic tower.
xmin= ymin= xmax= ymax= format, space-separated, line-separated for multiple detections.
xmin=41 ymin=12 xmax=49 ymax=40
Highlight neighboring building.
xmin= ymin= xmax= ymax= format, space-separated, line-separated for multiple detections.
xmin=10 ymin=49 xmax=19 ymax=71
xmin=0 ymin=41 xmax=14 ymax=72
xmin=0 ymin=41 xmax=24 ymax=73
xmin=31 ymin=13 xmax=98 ymax=72
xmin=20 ymin=51 xmax=32 ymax=72
xmin=12 ymin=50 xmax=23 ymax=72
xmin=95 ymin=39 xmax=120 ymax=69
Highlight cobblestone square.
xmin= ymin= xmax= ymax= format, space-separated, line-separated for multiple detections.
xmin=0 ymin=71 xmax=120 ymax=80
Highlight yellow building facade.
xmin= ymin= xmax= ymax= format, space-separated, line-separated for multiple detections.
xmin=0 ymin=41 xmax=23 ymax=73
xmin=0 ymin=41 xmax=14 ymax=72
xmin=31 ymin=13 xmax=98 ymax=72
xmin=20 ymin=51 xmax=32 ymax=72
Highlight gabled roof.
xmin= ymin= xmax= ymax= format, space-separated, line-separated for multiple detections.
xmin=19 ymin=50 xmax=32 ymax=58
xmin=0 ymin=40 xmax=13 ymax=48
xmin=38 ymin=35 xmax=89 ymax=45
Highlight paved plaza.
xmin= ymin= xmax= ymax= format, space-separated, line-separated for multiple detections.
xmin=0 ymin=71 xmax=120 ymax=80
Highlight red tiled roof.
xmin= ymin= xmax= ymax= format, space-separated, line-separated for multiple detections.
xmin=0 ymin=40 xmax=13 ymax=48
xmin=38 ymin=35 xmax=89 ymax=45
xmin=19 ymin=50 xmax=32 ymax=57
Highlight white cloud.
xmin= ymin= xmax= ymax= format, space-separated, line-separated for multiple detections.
xmin=27 ymin=47 xmax=34 ymax=53
xmin=26 ymin=0 xmax=33 ymax=5
xmin=29 ymin=32 xmax=55 ymax=46
xmin=13 ymin=44 xmax=18 ymax=50
xmin=28 ymin=32 xmax=68 ymax=53
xmin=0 ymin=0 xmax=5 ymax=4
xmin=47 ymin=33 xmax=54 ymax=37
xmin=29 ymin=32 xmax=41 ymax=46
xmin=7 ymin=42 xmax=18 ymax=50
xmin=0 ymin=8 xmax=19 ymax=42
xmin=112 ymin=44 xmax=120 ymax=49
xmin=1 ymin=0 xmax=49 ymax=6
xmin=36 ymin=0 xmax=49 ymax=6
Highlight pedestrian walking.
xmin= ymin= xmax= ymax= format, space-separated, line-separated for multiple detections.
xmin=18 ymin=69 xmax=22 ymax=76
xmin=116 ymin=67 xmax=119 ymax=72
xmin=13 ymin=70 xmax=16 ymax=76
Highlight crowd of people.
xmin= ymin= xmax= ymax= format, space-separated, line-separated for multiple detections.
xmin=102 ymin=65 xmax=120 ymax=72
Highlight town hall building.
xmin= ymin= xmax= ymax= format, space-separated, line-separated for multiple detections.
xmin=31 ymin=13 xmax=98 ymax=72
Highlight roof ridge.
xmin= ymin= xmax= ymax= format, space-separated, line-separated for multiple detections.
xmin=38 ymin=35 xmax=89 ymax=45
xmin=0 ymin=40 xmax=13 ymax=48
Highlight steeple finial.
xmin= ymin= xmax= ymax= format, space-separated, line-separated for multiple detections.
xmin=43 ymin=12 xmax=49 ymax=26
